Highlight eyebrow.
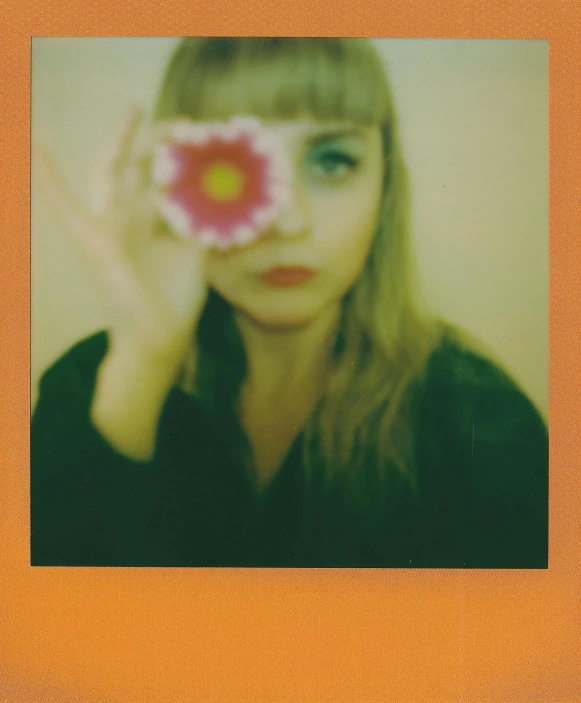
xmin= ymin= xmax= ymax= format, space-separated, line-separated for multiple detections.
xmin=305 ymin=128 xmax=367 ymax=147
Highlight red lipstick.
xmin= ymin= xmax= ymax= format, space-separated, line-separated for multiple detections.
xmin=260 ymin=266 xmax=316 ymax=287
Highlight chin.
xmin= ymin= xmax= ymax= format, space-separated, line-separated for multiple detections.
xmin=238 ymin=300 xmax=328 ymax=331
xmin=247 ymin=311 xmax=318 ymax=331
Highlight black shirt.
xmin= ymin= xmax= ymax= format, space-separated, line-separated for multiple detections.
xmin=31 ymin=332 xmax=548 ymax=568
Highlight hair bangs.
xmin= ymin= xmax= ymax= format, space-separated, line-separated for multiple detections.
xmin=155 ymin=38 xmax=392 ymax=126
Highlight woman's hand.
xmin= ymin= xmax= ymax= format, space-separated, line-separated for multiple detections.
xmin=34 ymin=107 xmax=211 ymax=460
xmin=34 ymin=106 xmax=209 ymax=371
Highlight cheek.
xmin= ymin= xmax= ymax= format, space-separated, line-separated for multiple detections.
xmin=316 ymin=186 xmax=382 ymax=276
xmin=328 ymin=228 xmax=376 ymax=293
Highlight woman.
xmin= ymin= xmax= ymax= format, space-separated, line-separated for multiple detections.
xmin=31 ymin=38 xmax=548 ymax=567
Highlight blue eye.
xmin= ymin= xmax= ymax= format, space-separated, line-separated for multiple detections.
xmin=307 ymin=149 xmax=360 ymax=180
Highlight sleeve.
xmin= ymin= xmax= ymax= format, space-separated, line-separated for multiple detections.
xmin=31 ymin=333 xmax=158 ymax=566
xmin=419 ymin=342 xmax=549 ymax=568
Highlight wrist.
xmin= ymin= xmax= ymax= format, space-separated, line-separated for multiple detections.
xmin=90 ymin=339 xmax=188 ymax=459
xmin=106 ymin=334 xmax=188 ymax=383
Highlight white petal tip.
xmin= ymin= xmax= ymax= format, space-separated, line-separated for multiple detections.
xmin=252 ymin=206 xmax=277 ymax=229
xmin=233 ymin=225 xmax=256 ymax=245
xmin=198 ymin=230 xmax=217 ymax=246
xmin=158 ymin=198 xmax=194 ymax=239
xmin=151 ymin=147 xmax=179 ymax=186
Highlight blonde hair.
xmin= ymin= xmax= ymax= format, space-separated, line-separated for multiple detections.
xmin=154 ymin=38 xmax=444 ymax=505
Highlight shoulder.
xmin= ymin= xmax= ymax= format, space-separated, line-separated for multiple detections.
xmin=421 ymin=332 xmax=547 ymax=445
xmin=415 ymin=332 xmax=548 ymax=567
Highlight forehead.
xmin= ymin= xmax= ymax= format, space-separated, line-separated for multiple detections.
xmin=263 ymin=119 xmax=380 ymax=144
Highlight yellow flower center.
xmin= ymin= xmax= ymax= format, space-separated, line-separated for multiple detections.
xmin=202 ymin=161 xmax=245 ymax=201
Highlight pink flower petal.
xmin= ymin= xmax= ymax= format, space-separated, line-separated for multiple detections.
xmin=153 ymin=116 xmax=292 ymax=249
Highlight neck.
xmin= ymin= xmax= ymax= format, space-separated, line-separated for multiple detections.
xmin=236 ymin=304 xmax=341 ymax=399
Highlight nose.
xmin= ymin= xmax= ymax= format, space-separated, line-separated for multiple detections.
xmin=272 ymin=180 xmax=309 ymax=239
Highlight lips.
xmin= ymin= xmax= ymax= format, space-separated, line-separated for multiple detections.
xmin=259 ymin=266 xmax=316 ymax=287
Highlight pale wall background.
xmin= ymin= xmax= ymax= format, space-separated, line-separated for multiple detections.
xmin=31 ymin=38 xmax=548 ymax=416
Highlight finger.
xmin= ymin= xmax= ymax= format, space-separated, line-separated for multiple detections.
xmin=144 ymin=118 xmax=198 ymax=148
xmin=107 ymin=105 xmax=144 ymax=178
xmin=33 ymin=144 xmax=92 ymax=239
xmin=128 ymin=122 xmax=179 ymax=193
xmin=150 ymin=216 xmax=214 ymax=259
xmin=90 ymin=106 xmax=144 ymax=212
xmin=34 ymin=143 xmax=128 ymax=269
xmin=180 ymin=231 xmax=212 ymax=260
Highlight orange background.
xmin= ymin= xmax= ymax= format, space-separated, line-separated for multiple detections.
xmin=1 ymin=1 xmax=580 ymax=701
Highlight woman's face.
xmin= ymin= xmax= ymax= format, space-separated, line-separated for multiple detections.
xmin=206 ymin=119 xmax=385 ymax=329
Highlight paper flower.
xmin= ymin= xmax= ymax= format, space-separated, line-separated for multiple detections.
xmin=152 ymin=116 xmax=291 ymax=249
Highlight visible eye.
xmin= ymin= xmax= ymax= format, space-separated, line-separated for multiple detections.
xmin=306 ymin=149 xmax=360 ymax=181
